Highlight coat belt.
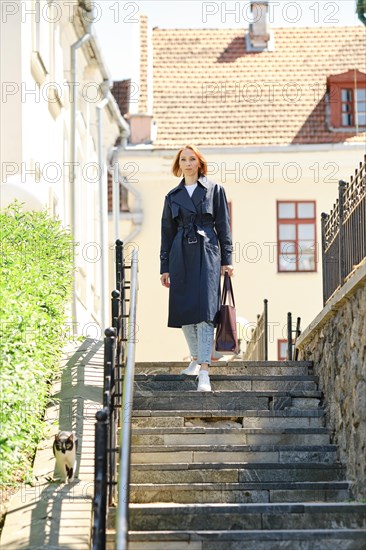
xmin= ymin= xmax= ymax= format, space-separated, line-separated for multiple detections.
xmin=177 ymin=221 xmax=214 ymax=244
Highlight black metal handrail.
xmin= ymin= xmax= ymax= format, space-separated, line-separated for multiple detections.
xmin=322 ymin=155 xmax=366 ymax=305
xmin=243 ymin=299 xmax=268 ymax=360
xmin=287 ymin=312 xmax=301 ymax=361
xmin=92 ymin=241 xmax=138 ymax=550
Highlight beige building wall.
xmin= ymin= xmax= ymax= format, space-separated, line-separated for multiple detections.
xmin=0 ymin=1 xmax=121 ymax=337
xmin=112 ymin=145 xmax=365 ymax=361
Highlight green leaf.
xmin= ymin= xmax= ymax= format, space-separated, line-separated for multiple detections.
xmin=0 ymin=202 xmax=74 ymax=485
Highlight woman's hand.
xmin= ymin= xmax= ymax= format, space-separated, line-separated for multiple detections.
xmin=221 ymin=265 xmax=234 ymax=277
xmin=160 ymin=273 xmax=170 ymax=287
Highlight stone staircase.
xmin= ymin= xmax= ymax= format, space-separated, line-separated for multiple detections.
xmin=107 ymin=361 xmax=366 ymax=549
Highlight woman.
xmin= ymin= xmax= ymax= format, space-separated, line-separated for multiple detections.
xmin=160 ymin=145 xmax=234 ymax=391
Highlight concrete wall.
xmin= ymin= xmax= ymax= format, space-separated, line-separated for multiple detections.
xmin=297 ymin=262 xmax=366 ymax=499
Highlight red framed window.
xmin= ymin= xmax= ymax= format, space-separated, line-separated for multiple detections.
xmin=278 ymin=340 xmax=287 ymax=361
xmin=277 ymin=201 xmax=317 ymax=272
xmin=328 ymin=70 xmax=366 ymax=129
xmin=339 ymin=88 xmax=366 ymax=127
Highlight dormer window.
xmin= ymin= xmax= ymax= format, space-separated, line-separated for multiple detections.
xmin=341 ymin=88 xmax=366 ymax=127
xmin=327 ymin=70 xmax=366 ymax=130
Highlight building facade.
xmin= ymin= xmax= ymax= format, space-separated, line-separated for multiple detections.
xmin=0 ymin=0 xmax=129 ymax=334
xmin=112 ymin=5 xmax=366 ymax=361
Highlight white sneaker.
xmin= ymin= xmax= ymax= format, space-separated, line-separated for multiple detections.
xmin=181 ymin=360 xmax=201 ymax=376
xmin=197 ymin=370 xmax=211 ymax=392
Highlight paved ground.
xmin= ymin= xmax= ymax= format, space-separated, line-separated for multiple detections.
xmin=0 ymin=338 xmax=104 ymax=550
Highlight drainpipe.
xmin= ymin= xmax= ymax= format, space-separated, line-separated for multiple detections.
xmin=77 ymin=22 xmax=135 ymax=253
xmin=96 ymin=88 xmax=130 ymax=330
xmin=96 ymin=82 xmax=110 ymax=333
xmin=70 ymin=0 xmax=134 ymax=332
xmin=108 ymin=145 xmax=121 ymax=243
xmin=107 ymin=153 xmax=143 ymax=245
xmin=104 ymin=93 xmax=131 ymax=243
xmin=119 ymin=175 xmax=143 ymax=244
xmin=96 ymin=79 xmax=132 ymax=331
xmin=104 ymin=97 xmax=143 ymax=245
xmin=70 ymin=20 xmax=92 ymax=336
xmin=97 ymin=78 xmax=132 ymax=328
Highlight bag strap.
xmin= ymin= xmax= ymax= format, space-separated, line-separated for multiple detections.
xmin=221 ymin=272 xmax=235 ymax=307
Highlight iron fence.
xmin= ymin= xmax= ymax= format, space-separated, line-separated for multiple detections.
xmin=322 ymin=155 xmax=366 ymax=305
xmin=243 ymin=301 xmax=302 ymax=361
xmin=92 ymin=240 xmax=138 ymax=550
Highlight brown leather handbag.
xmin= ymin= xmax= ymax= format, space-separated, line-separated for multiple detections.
xmin=215 ymin=272 xmax=239 ymax=354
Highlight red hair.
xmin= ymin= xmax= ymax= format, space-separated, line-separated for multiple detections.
xmin=172 ymin=144 xmax=207 ymax=177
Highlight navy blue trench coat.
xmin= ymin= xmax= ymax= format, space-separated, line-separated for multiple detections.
xmin=160 ymin=175 xmax=233 ymax=328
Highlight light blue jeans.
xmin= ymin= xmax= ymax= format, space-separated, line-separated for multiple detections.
xmin=181 ymin=321 xmax=215 ymax=365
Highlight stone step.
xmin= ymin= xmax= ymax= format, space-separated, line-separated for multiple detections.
xmin=132 ymin=426 xmax=329 ymax=434
xmin=135 ymin=374 xmax=318 ymax=381
xmin=126 ymin=502 xmax=366 ymax=531
xmin=110 ymin=528 xmax=366 ymax=550
xmin=134 ymin=361 xmax=314 ymax=378
xmin=132 ymin=409 xmax=326 ymax=429
xmin=129 ymin=481 xmax=350 ymax=504
xmin=131 ymin=462 xmax=346 ymax=484
xmin=131 ymin=428 xmax=330 ymax=446
xmin=133 ymin=390 xmax=322 ymax=411
xmin=131 ymin=443 xmax=338 ymax=465
xmin=133 ymin=375 xmax=318 ymax=392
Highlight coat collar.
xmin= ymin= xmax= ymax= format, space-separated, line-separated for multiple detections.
xmin=197 ymin=175 xmax=209 ymax=189
xmin=168 ymin=174 xmax=209 ymax=213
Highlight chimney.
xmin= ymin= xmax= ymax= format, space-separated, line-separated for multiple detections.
xmin=127 ymin=14 xmax=156 ymax=145
xmin=246 ymin=1 xmax=274 ymax=52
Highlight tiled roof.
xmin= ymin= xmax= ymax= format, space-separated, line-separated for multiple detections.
xmin=149 ymin=26 xmax=366 ymax=148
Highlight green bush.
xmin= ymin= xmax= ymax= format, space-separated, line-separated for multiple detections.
xmin=0 ymin=202 xmax=74 ymax=485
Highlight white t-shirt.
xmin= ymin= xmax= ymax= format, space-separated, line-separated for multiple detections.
xmin=185 ymin=183 xmax=197 ymax=197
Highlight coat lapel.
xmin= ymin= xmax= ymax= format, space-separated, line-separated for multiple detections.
xmin=170 ymin=176 xmax=210 ymax=214
xmin=191 ymin=184 xmax=207 ymax=210
xmin=170 ymin=183 xmax=197 ymax=214
xmin=191 ymin=175 xmax=209 ymax=209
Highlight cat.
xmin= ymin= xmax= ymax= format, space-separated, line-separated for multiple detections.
xmin=53 ymin=431 xmax=78 ymax=483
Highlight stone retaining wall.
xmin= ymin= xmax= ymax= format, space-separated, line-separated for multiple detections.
xmin=296 ymin=264 xmax=366 ymax=500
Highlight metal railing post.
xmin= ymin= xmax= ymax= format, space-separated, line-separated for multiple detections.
xmin=338 ymin=180 xmax=347 ymax=287
xmin=293 ymin=317 xmax=301 ymax=361
xmin=256 ymin=313 xmax=260 ymax=360
xmin=111 ymin=290 xmax=121 ymax=336
xmin=103 ymin=328 xmax=116 ymax=404
xmin=111 ymin=290 xmax=122 ymax=409
xmin=116 ymin=239 xmax=128 ymax=352
xmin=115 ymin=239 xmax=124 ymax=296
xmin=263 ymin=299 xmax=268 ymax=361
xmin=92 ymin=408 xmax=108 ymax=550
xmin=321 ymin=212 xmax=328 ymax=307
xmin=287 ymin=312 xmax=292 ymax=361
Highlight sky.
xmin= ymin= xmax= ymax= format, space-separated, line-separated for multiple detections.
xmin=93 ymin=0 xmax=363 ymax=80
